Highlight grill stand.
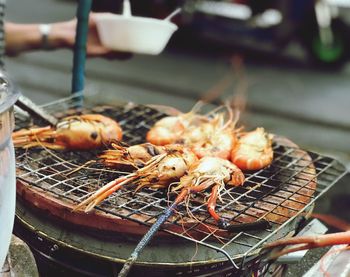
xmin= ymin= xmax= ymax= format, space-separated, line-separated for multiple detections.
xmin=14 ymin=99 xmax=348 ymax=275
xmin=12 ymin=204 xmax=330 ymax=277
xmin=14 ymin=200 xmax=243 ymax=277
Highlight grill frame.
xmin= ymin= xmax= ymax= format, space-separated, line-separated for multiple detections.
xmin=14 ymin=96 xmax=348 ymax=270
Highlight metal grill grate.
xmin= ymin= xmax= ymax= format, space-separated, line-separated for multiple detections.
xmin=14 ymin=96 xmax=347 ymax=269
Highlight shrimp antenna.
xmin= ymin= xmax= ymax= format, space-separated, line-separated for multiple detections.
xmin=190 ymin=100 xmax=205 ymax=114
xmin=219 ymin=102 xmax=240 ymax=131
xmin=204 ymin=104 xmax=222 ymax=117
xmin=231 ymin=108 xmax=240 ymax=128
xmin=183 ymin=101 xmax=211 ymax=124
xmin=220 ymin=103 xmax=234 ymax=131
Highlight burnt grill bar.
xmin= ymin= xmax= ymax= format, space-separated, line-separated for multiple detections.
xmin=14 ymin=97 xmax=347 ymax=272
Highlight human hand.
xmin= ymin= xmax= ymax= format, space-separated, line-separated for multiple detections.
xmin=51 ymin=12 xmax=132 ymax=59
xmin=86 ymin=12 xmax=132 ymax=59
xmin=5 ymin=12 xmax=132 ymax=58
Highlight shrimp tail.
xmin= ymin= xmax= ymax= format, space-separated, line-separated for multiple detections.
xmin=74 ymin=173 xmax=137 ymax=212
xmin=12 ymin=126 xmax=54 ymax=147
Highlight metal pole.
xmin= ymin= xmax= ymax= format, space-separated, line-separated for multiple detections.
xmin=117 ymin=202 xmax=177 ymax=277
xmin=71 ymin=0 xmax=93 ymax=106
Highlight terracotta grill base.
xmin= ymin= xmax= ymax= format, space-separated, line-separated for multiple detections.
xmin=13 ymin=103 xmax=347 ymax=272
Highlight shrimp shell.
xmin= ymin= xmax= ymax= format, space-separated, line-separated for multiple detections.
xmin=12 ymin=114 xmax=122 ymax=150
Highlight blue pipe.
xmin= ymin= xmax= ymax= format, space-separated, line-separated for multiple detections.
xmin=71 ymin=0 xmax=93 ymax=106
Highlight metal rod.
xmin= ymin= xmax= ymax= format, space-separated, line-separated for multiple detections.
xmin=16 ymin=95 xmax=58 ymax=126
xmin=71 ymin=0 xmax=92 ymax=106
xmin=118 ymin=202 xmax=177 ymax=277
xmin=226 ymin=220 xmax=271 ymax=233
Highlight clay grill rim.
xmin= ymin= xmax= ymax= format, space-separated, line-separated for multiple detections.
xmin=13 ymin=98 xmax=347 ymax=269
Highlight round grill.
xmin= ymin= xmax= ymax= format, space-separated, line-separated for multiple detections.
xmin=14 ymin=99 xmax=347 ymax=273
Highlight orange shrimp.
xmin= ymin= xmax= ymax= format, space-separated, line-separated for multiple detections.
xmin=12 ymin=114 xmax=122 ymax=150
xmin=188 ymin=108 xmax=239 ymax=160
xmin=172 ymin=156 xmax=245 ymax=228
xmin=99 ymin=142 xmax=165 ymax=169
xmin=146 ymin=102 xmax=209 ymax=146
xmin=191 ymin=129 xmax=236 ymax=160
xmin=75 ymin=145 xmax=198 ymax=212
xmin=146 ymin=116 xmax=187 ymax=146
xmin=231 ymin=127 xmax=273 ymax=171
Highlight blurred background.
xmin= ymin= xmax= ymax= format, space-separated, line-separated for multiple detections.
xmin=5 ymin=0 xmax=350 ymax=169
xmin=4 ymin=0 xmax=350 ymax=275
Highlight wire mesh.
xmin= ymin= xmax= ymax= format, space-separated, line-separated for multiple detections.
xmin=14 ymin=98 xmax=347 ymax=268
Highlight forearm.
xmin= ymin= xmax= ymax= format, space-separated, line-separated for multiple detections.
xmin=4 ymin=22 xmax=75 ymax=56
xmin=3 ymin=15 xmax=125 ymax=58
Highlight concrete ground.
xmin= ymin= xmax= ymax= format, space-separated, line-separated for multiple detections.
xmin=4 ymin=0 xmax=350 ymax=276
xmin=0 ymin=236 xmax=39 ymax=277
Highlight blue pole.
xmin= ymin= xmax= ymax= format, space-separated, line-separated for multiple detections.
xmin=71 ymin=0 xmax=93 ymax=106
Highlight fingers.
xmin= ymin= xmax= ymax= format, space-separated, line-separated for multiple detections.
xmin=86 ymin=47 xmax=133 ymax=60
xmin=86 ymin=12 xmax=133 ymax=60
xmin=102 ymin=51 xmax=133 ymax=60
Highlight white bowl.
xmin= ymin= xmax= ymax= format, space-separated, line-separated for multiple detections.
xmin=95 ymin=13 xmax=178 ymax=55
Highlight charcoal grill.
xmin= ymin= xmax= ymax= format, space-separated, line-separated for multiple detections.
xmin=13 ymin=95 xmax=347 ymax=276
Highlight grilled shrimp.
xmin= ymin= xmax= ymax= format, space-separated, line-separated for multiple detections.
xmin=99 ymin=142 xmax=165 ymax=169
xmin=146 ymin=102 xmax=209 ymax=146
xmin=188 ymin=108 xmax=239 ymax=160
xmin=191 ymin=129 xmax=236 ymax=160
xmin=146 ymin=116 xmax=187 ymax=146
xmin=172 ymin=156 xmax=245 ymax=228
xmin=75 ymin=145 xmax=198 ymax=212
xmin=148 ymin=103 xmax=240 ymax=161
xmin=12 ymin=114 xmax=122 ymax=150
xmin=231 ymin=127 xmax=273 ymax=171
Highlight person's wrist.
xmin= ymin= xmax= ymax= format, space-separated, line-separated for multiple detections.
xmin=38 ymin=24 xmax=52 ymax=50
xmin=40 ymin=21 xmax=75 ymax=50
xmin=50 ymin=21 xmax=76 ymax=50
